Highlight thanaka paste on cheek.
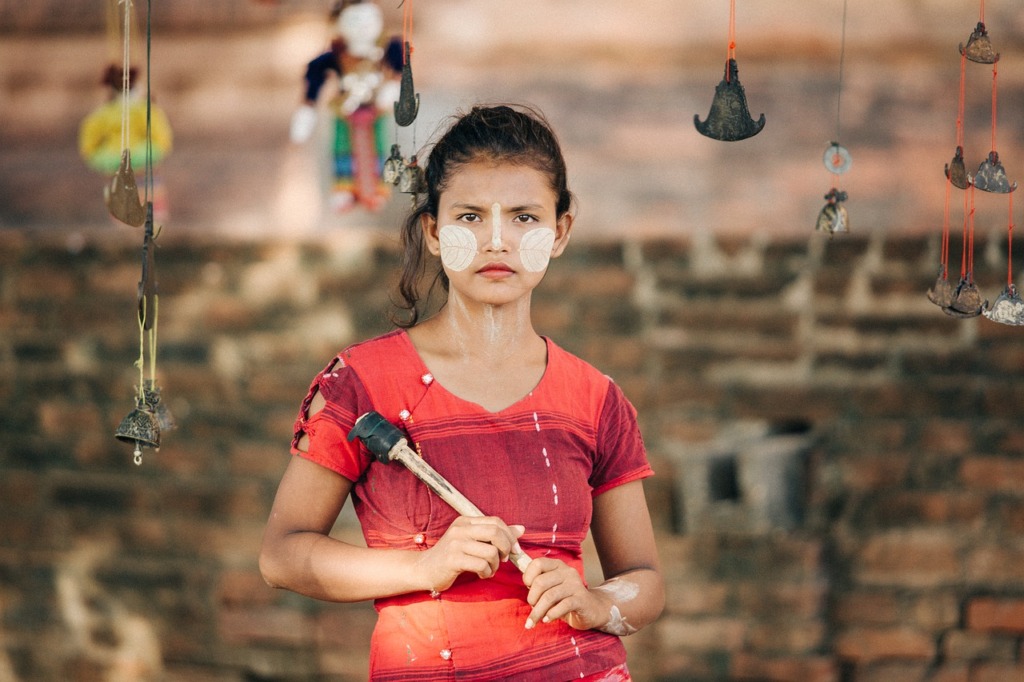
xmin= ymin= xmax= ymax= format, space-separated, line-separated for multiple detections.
xmin=491 ymin=203 xmax=502 ymax=249
xmin=438 ymin=224 xmax=477 ymax=272
xmin=519 ymin=227 xmax=556 ymax=272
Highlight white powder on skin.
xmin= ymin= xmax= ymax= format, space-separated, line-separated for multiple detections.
xmin=594 ymin=578 xmax=640 ymax=636
xmin=491 ymin=202 xmax=502 ymax=249
xmin=519 ymin=227 xmax=555 ymax=272
xmin=438 ymin=224 xmax=477 ymax=272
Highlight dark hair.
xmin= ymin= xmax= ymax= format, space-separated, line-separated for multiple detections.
xmin=392 ymin=104 xmax=574 ymax=327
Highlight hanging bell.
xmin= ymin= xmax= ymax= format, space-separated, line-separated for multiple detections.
xmin=397 ymin=155 xmax=427 ymax=195
xmin=382 ymin=144 xmax=404 ymax=186
xmin=973 ymin=151 xmax=1017 ymax=194
xmin=942 ymin=276 xmax=986 ymax=318
xmin=982 ymin=284 xmax=1024 ymax=325
xmin=926 ymin=269 xmax=954 ymax=308
xmin=694 ymin=58 xmax=766 ymax=141
xmin=823 ymin=142 xmax=852 ymax=175
xmin=114 ymin=403 xmax=161 ymax=460
xmin=944 ymin=146 xmax=972 ymax=190
xmin=393 ymin=41 xmax=420 ymax=127
xmin=816 ymin=188 xmax=849 ymax=235
xmin=104 ymin=149 xmax=147 ymax=227
xmin=142 ymin=380 xmax=176 ymax=432
xmin=959 ymin=22 xmax=999 ymax=64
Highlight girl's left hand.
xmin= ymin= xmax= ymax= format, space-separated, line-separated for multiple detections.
xmin=522 ymin=557 xmax=611 ymax=631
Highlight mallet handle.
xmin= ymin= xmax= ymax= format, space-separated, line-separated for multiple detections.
xmin=347 ymin=410 xmax=532 ymax=573
xmin=387 ymin=437 xmax=533 ymax=573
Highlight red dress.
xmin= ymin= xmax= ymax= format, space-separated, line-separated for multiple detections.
xmin=293 ymin=330 xmax=653 ymax=681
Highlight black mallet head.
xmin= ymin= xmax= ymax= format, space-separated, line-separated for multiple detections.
xmin=347 ymin=411 xmax=404 ymax=464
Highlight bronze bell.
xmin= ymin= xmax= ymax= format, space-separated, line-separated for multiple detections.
xmin=926 ymin=270 xmax=954 ymax=308
xmin=397 ymin=156 xmax=427 ymax=195
xmin=382 ymin=144 xmax=404 ymax=186
xmin=694 ymin=58 xmax=766 ymax=141
xmin=816 ymin=188 xmax=849 ymax=235
xmin=942 ymin=277 xmax=986 ymax=318
xmin=944 ymin=146 xmax=971 ymax=190
xmin=114 ymin=403 xmax=161 ymax=463
xmin=104 ymin=149 xmax=147 ymax=227
xmin=983 ymin=284 xmax=1024 ymax=326
xmin=973 ymin=151 xmax=1017 ymax=194
xmin=393 ymin=41 xmax=420 ymax=127
xmin=960 ymin=22 xmax=999 ymax=64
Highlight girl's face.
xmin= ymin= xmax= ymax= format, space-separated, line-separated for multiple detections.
xmin=422 ymin=159 xmax=573 ymax=307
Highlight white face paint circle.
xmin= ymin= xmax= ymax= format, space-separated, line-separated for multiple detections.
xmin=438 ymin=224 xmax=477 ymax=272
xmin=519 ymin=227 xmax=556 ymax=272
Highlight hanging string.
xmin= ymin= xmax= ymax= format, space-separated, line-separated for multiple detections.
xmin=968 ymin=185 xmax=977 ymax=280
xmin=726 ymin=0 xmax=737 ymax=80
xmin=145 ymin=0 xmax=154 ymax=203
xmin=990 ymin=62 xmax=998 ymax=152
xmin=834 ymin=0 xmax=848 ymax=147
xmin=119 ymin=0 xmax=132 ymax=152
xmin=941 ymin=174 xmax=952 ymax=279
xmin=402 ymin=0 xmax=414 ymax=65
xmin=979 ymin=0 xmax=986 ymax=24
xmin=1008 ymin=193 xmax=1015 ymax=287
xmin=957 ymin=51 xmax=967 ymax=148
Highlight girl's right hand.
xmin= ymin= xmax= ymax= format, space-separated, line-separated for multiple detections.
xmin=415 ymin=516 xmax=525 ymax=593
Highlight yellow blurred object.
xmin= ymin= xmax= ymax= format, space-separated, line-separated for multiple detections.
xmin=79 ymin=98 xmax=173 ymax=174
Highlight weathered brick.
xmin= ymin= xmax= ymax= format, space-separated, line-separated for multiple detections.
xmin=731 ymin=652 xmax=838 ymax=682
xmin=942 ymin=629 xmax=1018 ymax=661
xmin=966 ymin=598 xmax=1024 ymax=634
xmin=833 ymin=626 xmax=935 ymax=663
xmin=854 ymin=532 xmax=961 ymax=588
xmin=966 ymin=546 xmax=1024 ymax=588
xmin=960 ymin=457 xmax=1024 ymax=492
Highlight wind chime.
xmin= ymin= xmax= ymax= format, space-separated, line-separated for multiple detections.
xmin=381 ymin=0 xmax=426 ymax=201
xmin=112 ymin=0 xmax=175 ymax=464
xmin=816 ymin=0 xmax=851 ymax=236
xmin=928 ymin=2 xmax=1023 ymax=324
xmin=694 ymin=0 xmax=765 ymax=142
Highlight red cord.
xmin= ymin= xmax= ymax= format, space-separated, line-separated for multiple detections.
xmin=956 ymin=52 xmax=966 ymax=147
xmin=402 ymin=0 xmax=414 ymax=64
xmin=941 ymin=174 xmax=951 ymax=279
xmin=968 ymin=185 xmax=976 ymax=281
xmin=726 ymin=0 xmax=736 ymax=78
xmin=991 ymin=62 xmax=998 ymax=151
xmin=1008 ymin=193 xmax=1015 ymax=287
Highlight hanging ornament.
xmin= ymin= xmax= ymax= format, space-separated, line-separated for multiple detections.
xmin=382 ymin=143 xmax=404 ymax=185
xmin=396 ymin=154 xmax=427 ymax=196
xmin=945 ymin=146 xmax=971 ymax=190
xmin=694 ymin=0 xmax=764 ymax=141
xmin=814 ymin=2 xmax=850 ymax=237
xmin=973 ymin=61 xmax=1016 ymax=194
xmin=983 ymin=194 xmax=1024 ymax=325
xmin=393 ymin=40 xmax=419 ymax=126
xmin=290 ymin=1 xmax=403 ymax=213
xmin=816 ymin=188 xmax=849 ymax=235
xmin=959 ymin=21 xmax=998 ymax=64
xmin=105 ymin=149 xmax=147 ymax=227
xmin=111 ymin=0 xmax=174 ymax=465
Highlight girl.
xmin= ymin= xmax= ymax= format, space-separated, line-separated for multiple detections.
xmin=260 ymin=105 xmax=664 ymax=681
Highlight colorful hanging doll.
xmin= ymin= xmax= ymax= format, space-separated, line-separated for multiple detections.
xmin=78 ymin=64 xmax=173 ymax=222
xmin=290 ymin=0 xmax=403 ymax=213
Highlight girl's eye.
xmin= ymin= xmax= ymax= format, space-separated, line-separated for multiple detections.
xmin=513 ymin=214 xmax=538 ymax=223
xmin=458 ymin=213 xmax=481 ymax=223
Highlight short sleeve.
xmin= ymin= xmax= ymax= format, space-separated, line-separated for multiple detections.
xmin=291 ymin=356 xmax=374 ymax=482
xmin=589 ymin=381 xmax=653 ymax=497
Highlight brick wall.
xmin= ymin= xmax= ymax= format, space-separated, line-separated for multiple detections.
xmin=2 ymin=226 xmax=1023 ymax=681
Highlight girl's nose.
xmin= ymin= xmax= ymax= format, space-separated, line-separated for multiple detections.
xmin=484 ymin=203 xmax=509 ymax=252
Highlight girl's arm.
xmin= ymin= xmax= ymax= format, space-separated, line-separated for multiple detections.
xmin=523 ymin=479 xmax=665 ymax=634
xmin=259 ymin=454 xmax=525 ymax=602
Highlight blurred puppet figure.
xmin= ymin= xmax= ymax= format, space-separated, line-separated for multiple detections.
xmin=79 ymin=64 xmax=173 ymax=223
xmin=290 ymin=0 xmax=403 ymax=213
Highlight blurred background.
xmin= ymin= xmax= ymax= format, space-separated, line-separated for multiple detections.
xmin=2 ymin=1 xmax=1024 ymax=680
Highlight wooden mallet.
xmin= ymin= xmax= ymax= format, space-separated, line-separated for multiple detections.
xmin=348 ymin=410 xmax=533 ymax=573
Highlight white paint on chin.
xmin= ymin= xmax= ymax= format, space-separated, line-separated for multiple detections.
xmin=519 ymin=227 xmax=556 ymax=272
xmin=438 ymin=224 xmax=477 ymax=272
xmin=491 ymin=203 xmax=502 ymax=250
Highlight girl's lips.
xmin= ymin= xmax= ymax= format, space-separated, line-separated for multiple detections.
xmin=477 ymin=262 xmax=515 ymax=276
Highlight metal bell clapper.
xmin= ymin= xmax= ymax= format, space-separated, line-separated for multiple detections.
xmin=973 ymin=151 xmax=1017 ymax=194
xmin=393 ymin=41 xmax=420 ymax=127
xmin=983 ymin=284 xmax=1024 ymax=325
xmin=926 ymin=269 xmax=955 ymax=308
xmin=816 ymin=188 xmax=849 ymax=235
xmin=114 ymin=401 xmax=161 ymax=465
xmin=960 ymin=22 xmax=999 ymax=64
xmin=382 ymin=144 xmax=404 ymax=185
xmin=945 ymin=146 xmax=972 ymax=190
xmin=942 ymin=276 xmax=986 ymax=318
xmin=104 ymin=149 xmax=147 ymax=227
xmin=694 ymin=58 xmax=766 ymax=141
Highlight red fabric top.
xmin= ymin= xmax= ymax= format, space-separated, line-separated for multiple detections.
xmin=292 ymin=330 xmax=653 ymax=681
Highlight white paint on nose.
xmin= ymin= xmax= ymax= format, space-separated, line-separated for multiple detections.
xmin=490 ymin=203 xmax=502 ymax=249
